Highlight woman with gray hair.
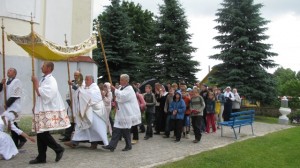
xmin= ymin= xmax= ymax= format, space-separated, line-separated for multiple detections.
xmin=232 ymin=88 xmax=241 ymax=113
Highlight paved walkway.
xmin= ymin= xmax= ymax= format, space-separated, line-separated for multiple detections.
xmin=1 ymin=122 xmax=293 ymax=168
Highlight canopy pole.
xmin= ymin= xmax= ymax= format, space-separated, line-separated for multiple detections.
xmin=65 ymin=34 xmax=74 ymax=123
xmin=1 ymin=18 xmax=7 ymax=106
xmin=97 ymin=22 xmax=112 ymax=85
xmin=30 ymin=13 xmax=37 ymax=132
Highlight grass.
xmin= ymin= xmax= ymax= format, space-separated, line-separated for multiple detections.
xmin=158 ymin=127 xmax=300 ymax=168
xmin=255 ymin=115 xmax=278 ymax=124
xmin=18 ymin=115 xmax=34 ymax=135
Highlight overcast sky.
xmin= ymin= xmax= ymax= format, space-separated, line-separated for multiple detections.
xmin=93 ymin=0 xmax=300 ymax=81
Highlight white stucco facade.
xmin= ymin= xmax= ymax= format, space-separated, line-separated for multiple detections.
xmin=0 ymin=0 xmax=98 ymax=115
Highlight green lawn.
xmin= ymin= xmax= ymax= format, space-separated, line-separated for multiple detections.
xmin=255 ymin=115 xmax=278 ymax=124
xmin=159 ymin=127 xmax=300 ymax=168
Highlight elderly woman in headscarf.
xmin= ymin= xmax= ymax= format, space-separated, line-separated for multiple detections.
xmin=102 ymin=82 xmax=113 ymax=135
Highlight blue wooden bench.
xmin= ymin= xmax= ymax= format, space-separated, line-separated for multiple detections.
xmin=219 ymin=110 xmax=255 ymax=139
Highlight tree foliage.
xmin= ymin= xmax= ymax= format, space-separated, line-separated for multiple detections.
xmin=210 ymin=0 xmax=278 ymax=104
xmin=273 ymin=67 xmax=300 ymax=97
xmin=93 ymin=0 xmax=200 ymax=85
xmin=156 ymin=0 xmax=199 ymax=84
xmin=121 ymin=1 xmax=159 ymax=82
xmin=93 ymin=0 xmax=137 ymax=83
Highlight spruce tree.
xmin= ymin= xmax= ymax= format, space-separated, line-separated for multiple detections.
xmin=121 ymin=2 xmax=159 ymax=82
xmin=156 ymin=0 xmax=199 ymax=84
xmin=93 ymin=0 xmax=137 ymax=83
xmin=210 ymin=0 xmax=278 ymax=103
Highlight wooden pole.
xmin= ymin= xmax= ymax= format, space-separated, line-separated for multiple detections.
xmin=1 ymin=18 xmax=7 ymax=105
xmin=65 ymin=34 xmax=74 ymax=123
xmin=97 ymin=22 xmax=112 ymax=84
xmin=30 ymin=13 xmax=37 ymax=132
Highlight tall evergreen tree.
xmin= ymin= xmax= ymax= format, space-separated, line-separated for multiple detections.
xmin=156 ymin=0 xmax=199 ymax=84
xmin=210 ymin=0 xmax=278 ymax=103
xmin=93 ymin=0 xmax=137 ymax=83
xmin=121 ymin=2 xmax=160 ymax=82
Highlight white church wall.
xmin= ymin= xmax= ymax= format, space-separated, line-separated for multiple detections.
xmin=0 ymin=0 xmax=98 ymax=115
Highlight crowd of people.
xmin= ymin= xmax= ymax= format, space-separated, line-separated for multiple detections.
xmin=0 ymin=61 xmax=242 ymax=164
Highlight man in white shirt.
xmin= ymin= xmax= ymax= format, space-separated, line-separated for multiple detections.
xmin=102 ymin=74 xmax=141 ymax=152
xmin=30 ymin=61 xmax=70 ymax=164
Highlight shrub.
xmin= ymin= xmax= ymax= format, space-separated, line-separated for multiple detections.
xmin=288 ymin=109 xmax=300 ymax=124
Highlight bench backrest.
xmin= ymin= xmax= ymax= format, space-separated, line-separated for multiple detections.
xmin=229 ymin=110 xmax=255 ymax=125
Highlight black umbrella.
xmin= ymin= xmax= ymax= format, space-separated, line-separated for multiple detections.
xmin=139 ymin=78 xmax=159 ymax=93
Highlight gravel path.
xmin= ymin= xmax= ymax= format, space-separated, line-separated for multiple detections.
xmin=1 ymin=122 xmax=293 ymax=168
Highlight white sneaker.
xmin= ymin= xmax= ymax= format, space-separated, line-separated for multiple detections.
xmin=131 ymin=140 xmax=138 ymax=145
xmin=185 ymin=134 xmax=190 ymax=139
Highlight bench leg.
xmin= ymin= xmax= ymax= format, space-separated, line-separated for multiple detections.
xmin=232 ymin=127 xmax=238 ymax=139
xmin=251 ymin=124 xmax=254 ymax=136
xmin=221 ymin=125 xmax=224 ymax=137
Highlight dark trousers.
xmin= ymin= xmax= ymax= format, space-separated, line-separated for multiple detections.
xmin=223 ymin=102 xmax=232 ymax=121
xmin=202 ymin=109 xmax=207 ymax=131
xmin=109 ymin=127 xmax=131 ymax=149
xmin=145 ymin=112 xmax=154 ymax=138
xmin=154 ymin=107 xmax=161 ymax=133
xmin=164 ymin=114 xmax=172 ymax=136
xmin=139 ymin=124 xmax=145 ymax=132
xmin=11 ymin=122 xmax=27 ymax=146
xmin=191 ymin=116 xmax=202 ymax=141
xmin=232 ymin=109 xmax=240 ymax=113
xmin=63 ymin=123 xmax=75 ymax=139
xmin=131 ymin=125 xmax=139 ymax=140
xmin=172 ymin=119 xmax=183 ymax=141
xmin=36 ymin=131 xmax=64 ymax=161
xmin=109 ymin=114 xmax=114 ymax=129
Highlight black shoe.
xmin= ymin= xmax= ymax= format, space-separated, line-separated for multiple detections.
xmin=59 ymin=137 xmax=70 ymax=142
xmin=174 ymin=140 xmax=180 ymax=143
xmin=18 ymin=140 xmax=27 ymax=149
xmin=55 ymin=148 xmax=65 ymax=162
xmin=154 ymin=132 xmax=160 ymax=135
xmin=97 ymin=141 xmax=104 ymax=145
xmin=29 ymin=159 xmax=46 ymax=164
xmin=122 ymin=147 xmax=132 ymax=151
xmin=144 ymin=136 xmax=150 ymax=140
xmin=102 ymin=145 xmax=114 ymax=152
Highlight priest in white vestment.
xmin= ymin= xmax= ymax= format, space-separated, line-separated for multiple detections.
xmin=65 ymin=75 xmax=108 ymax=149
xmin=102 ymin=74 xmax=141 ymax=152
xmin=30 ymin=61 xmax=70 ymax=164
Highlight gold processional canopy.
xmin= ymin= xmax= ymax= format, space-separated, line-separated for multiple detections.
xmin=6 ymin=31 xmax=97 ymax=61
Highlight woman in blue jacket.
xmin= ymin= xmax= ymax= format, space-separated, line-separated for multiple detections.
xmin=169 ymin=91 xmax=186 ymax=142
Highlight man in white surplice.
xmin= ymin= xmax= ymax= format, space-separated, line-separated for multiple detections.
xmin=102 ymin=74 xmax=141 ymax=152
xmin=65 ymin=75 xmax=108 ymax=149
